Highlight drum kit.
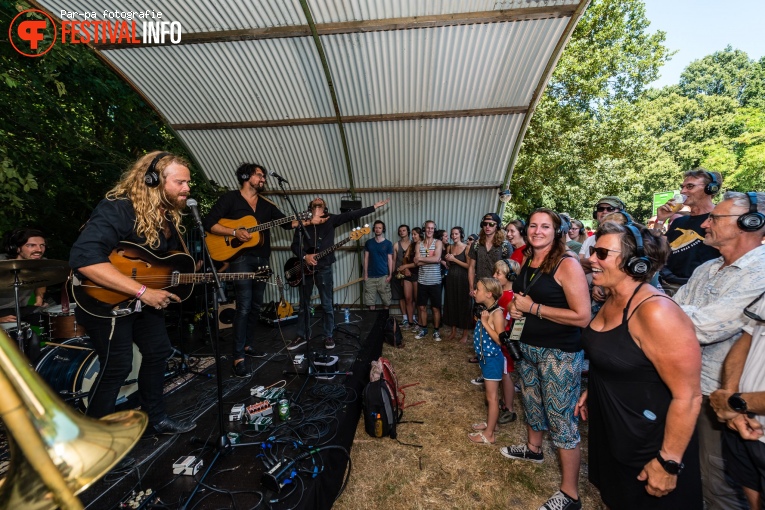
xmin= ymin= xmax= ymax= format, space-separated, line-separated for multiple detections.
xmin=1 ymin=257 xmax=140 ymax=410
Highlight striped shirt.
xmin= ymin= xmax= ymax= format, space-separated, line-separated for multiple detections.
xmin=418 ymin=239 xmax=442 ymax=286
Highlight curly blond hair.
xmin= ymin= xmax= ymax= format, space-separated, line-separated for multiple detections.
xmin=105 ymin=151 xmax=189 ymax=249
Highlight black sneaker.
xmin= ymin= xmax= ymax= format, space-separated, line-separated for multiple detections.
xmin=324 ymin=337 xmax=335 ymax=349
xmin=287 ymin=337 xmax=306 ymax=351
xmin=233 ymin=360 xmax=250 ymax=378
xmin=499 ymin=443 xmax=544 ymax=463
xmin=538 ymin=490 xmax=581 ymax=510
xmin=244 ymin=347 xmax=267 ymax=358
xmin=151 ymin=417 xmax=197 ymax=435
xmin=498 ymin=409 xmax=517 ymax=424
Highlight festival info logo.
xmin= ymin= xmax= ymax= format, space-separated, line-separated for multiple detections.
xmin=9 ymin=9 xmax=57 ymax=57
xmin=9 ymin=8 xmax=182 ymax=57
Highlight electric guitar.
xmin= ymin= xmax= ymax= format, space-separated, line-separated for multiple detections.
xmin=72 ymin=242 xmax=272 ymax=318
xmin=283 ymin=226 xmax=370 ymax=287
xmin=206 ymin=211 xmax=313 ymax=262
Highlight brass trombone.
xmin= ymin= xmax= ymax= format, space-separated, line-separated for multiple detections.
xmin=0 ymin=330 xmax=148 ymax=509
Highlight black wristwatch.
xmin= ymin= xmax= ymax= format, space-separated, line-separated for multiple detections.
xmin=656 ymin=451 xmax=684 ymax=475
xmin=728 ymin=393 xmax=748 ymax=413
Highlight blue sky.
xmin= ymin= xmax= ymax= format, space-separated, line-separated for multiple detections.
xmin=643 ymin=0 xmax=765 ymax=88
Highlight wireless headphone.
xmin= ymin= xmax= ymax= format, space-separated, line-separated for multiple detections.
xmin=704 ymin=171 xmax=721 ymax=196
xmin=6 ymin=229 xmax=22 ymax=254
xmin=516 ymin=219 xmax=526 ymax=238
xmin=500 ymin=259 xmax=517 ymax=281
xmin=144 ymin=152 xmax=169 ymax=188
xmin=527 ymin=209 xmax=563 ymax=239
xmin=738 ymin=192 xmax=765 ymax=232
xmin=621 ymin=220 xmax=652 ymax=278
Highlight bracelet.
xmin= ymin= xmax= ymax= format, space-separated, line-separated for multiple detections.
xmin=537 ymin=304 xmax=543 ymax=319
xmin=528 ymin=302 xmax=535 ymax=314
xmin=233 ymin=228 xmax=237 ymax=236
xmin=135 ymin=285 xmax=147 ymax=299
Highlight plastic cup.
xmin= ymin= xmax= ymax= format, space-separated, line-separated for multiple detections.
xmin=669 ymin=193 xmax=686 ymax=213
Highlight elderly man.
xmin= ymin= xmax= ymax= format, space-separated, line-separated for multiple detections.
xmin=656 ymin=169 xmax=722 ymax=295
xmin=578 ymin=196 xmax=625 ymax=273
xmin=674 ymin=191 xmax=765 ymax=510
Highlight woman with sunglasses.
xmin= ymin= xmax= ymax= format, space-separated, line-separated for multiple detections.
xmin=502 ymin=208 xmax=590 ymax=510
xmin=576 ymin=221 xmax=702 ymax=509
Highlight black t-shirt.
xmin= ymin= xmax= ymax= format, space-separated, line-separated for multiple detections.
xmin=662 ymin=213 xmax=720 ymax=284
xmin=291 ymin=206 xmax=375 ymax=269
xmin=69 ymin=198 xmax=182 ymax=271
xmin=203 ymin=190 xmax=289 ymax=260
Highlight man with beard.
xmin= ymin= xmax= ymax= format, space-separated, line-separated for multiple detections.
xmin=0 ymin=228 xmax=48 ymax=323
xmin=69 ymin=151 xmax=196 ymax=435
xmin=204 ymin=163 xmax=316 ymax=377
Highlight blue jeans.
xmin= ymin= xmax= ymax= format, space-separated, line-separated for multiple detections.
xmin=230 ymin=253 xmax=269 ymax=360
xmin=296 ymin=266 xmax=334 ymax=339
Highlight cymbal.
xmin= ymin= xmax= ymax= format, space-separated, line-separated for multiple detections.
xmin=0 ymin=258 xmax=70 ymax=290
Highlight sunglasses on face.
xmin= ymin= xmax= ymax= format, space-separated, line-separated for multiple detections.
xmin=589 ymin=245 xmax=622 ymax=260
xmin=680 ymin=183 xmax=699 ymax=190
xmin=595 ymin=206 xmax=617 ymax=213
xmin=481 ymin=221 xmax=497 ymax=228
xmin=744 ymin=292 xmax=765 ymax=323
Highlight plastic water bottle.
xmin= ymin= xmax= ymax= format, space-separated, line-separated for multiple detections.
xmin=344 ymin=308 xmax=350 ymax=323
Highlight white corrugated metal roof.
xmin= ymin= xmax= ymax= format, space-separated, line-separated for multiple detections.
xmin=34 ymin=0 xmax=589 ymax=301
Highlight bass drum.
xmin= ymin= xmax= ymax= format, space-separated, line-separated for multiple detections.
xmin=34 ymin=337 xmax=142 ymax=410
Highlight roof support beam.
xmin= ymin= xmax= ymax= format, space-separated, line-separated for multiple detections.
xmin=261 ymin=184 xmax=499 ymax=196
xmin=172 ymin=106 xmax=528 ymax=131
xmin=96 ymin=5 xmax=577 ymax=49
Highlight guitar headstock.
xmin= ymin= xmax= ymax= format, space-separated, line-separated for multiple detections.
xmin=300 ymin=210 xmax=313 ymax=221
xmin=256 ymin=266 xmax=273 ymax=281
xmin=350 ymin=225 xmax=371 ymax=240
xmin=276 ymin=274 xmax=283 ymax=287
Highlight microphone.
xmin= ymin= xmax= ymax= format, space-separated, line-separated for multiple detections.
xmin=267 ymin=170 xmax=290 ymax=184
xmin=186 ymin=198 xmax=203 ymax=226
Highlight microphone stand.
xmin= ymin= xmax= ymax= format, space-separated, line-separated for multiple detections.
xmin=180 ymin=203 xmax=230 ymax=510
xmin=276 ymin=178 xmax=313 ymax=348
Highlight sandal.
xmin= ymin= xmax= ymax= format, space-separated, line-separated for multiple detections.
xmin=468 ymin=432 xmax=495 ymax=445
xmin=471 ymin=422 xmax=499 ymax=432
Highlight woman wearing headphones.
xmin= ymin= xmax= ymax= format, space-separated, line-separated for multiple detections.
xmin=576 ymin=221 xmax=702 ymax=509
xmin=503 ymin=208 xmax=590 ymax=510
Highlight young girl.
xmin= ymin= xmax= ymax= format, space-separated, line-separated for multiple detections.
xmin=493 ymin=259 xmax=521 ymax=424
xmin=468 ymin=277 xmax=506 ymax=445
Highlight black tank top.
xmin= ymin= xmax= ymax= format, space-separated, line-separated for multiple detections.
xmin=512 ymin=255 xmax=581 ymax=352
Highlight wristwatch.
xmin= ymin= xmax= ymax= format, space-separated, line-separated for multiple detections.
xmin=656 ymin=451 xmax=684 ymax=475
xmin=728 ymin=393 xmax=748 ymax=413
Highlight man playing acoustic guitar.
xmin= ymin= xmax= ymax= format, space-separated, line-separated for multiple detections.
xmin=203 ymin=163 xmax=317 ymax=377
xmin=69 ymin=151 xmax=196 ymax=435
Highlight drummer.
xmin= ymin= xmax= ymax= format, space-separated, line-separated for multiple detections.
xmin=0 ymin=228 xmax=47 ymax=323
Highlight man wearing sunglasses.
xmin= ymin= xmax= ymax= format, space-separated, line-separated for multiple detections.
xmin=710 ymin=290 xmax=765 ymax=509
xmin=673 ymin=191 xmax=765 ymax=509
xmin=656 ymin=169 xmax=722 ymax=296
xmin=578 ymin=196 xmax=625 ymax=273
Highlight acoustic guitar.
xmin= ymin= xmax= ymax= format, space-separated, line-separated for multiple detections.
xmin=206 ymin=211 xmax=312 ymax=262
xmin=283 ymin=226 xmax=370 ymax=287
xmin=72 ymin=242 xmax=271 ymax=318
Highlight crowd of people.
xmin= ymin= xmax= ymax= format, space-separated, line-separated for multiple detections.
xmin=4 ymin=153 xmax=764 ymax=510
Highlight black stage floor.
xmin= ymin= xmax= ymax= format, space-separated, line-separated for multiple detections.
xmin=39 ymin=308 xmax=384 ymax=510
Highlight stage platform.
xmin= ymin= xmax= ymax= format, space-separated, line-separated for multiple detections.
xmin=2 ymin=308 xmax=386 ymax=510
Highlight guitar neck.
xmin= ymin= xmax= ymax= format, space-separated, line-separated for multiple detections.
xmin=247 ymin=215 xmax=296 ymax=234
xmin=315 ymin=236 xmax=353 ymax=260
xmin=178 ymin=272 xmax=268 ymax=283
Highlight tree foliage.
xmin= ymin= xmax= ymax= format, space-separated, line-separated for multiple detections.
xmin=507 ymin=1 xmax=765 ymax=224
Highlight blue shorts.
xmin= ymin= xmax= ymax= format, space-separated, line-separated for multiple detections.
xmin=479 ymin=354 xmax=503 ymax=381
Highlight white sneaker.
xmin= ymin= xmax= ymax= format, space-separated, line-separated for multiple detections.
xmin=414 ymin=328 xmax=428 ymax=340
xmin=433 ymin=330 xmax=441 ymax=341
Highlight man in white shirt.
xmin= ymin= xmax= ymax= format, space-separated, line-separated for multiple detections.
xmin=674 ymin=191 xmax=765 ymax=510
